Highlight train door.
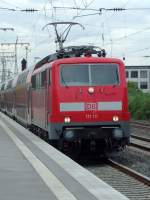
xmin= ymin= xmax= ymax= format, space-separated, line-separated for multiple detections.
xmin=31 ymin=70 xmax=47 ymax=130
xmin=39 ymin=70 xmax=47 ymax=129
xmin=46 ymin=68 xmax=52 ymax=125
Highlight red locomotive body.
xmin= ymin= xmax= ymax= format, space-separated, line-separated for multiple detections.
xmin=0 ymin=48 xmax=130 ymax=154
xmin=30 ymin=56 xmax=130 ymax=153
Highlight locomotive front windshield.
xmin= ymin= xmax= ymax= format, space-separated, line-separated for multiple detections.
xmin=60 ymin=64 xmax=119 ymax=86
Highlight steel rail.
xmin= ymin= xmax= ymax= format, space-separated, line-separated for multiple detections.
xmin=130 ymin=141 xmax=150 ymax=152
xmin=107 ymin=159 xmax=150 ymax=186
xmin=131 ymin=134 xmax=150 ymax=143
xmin=130 ymin=121 xmax=150 ymax=130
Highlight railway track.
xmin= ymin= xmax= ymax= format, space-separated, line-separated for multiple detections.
xmin=130 ymin=120 xmax=150 ymax=130
xmin=86 ymin=159 xmax=150 ymax=200
xmin=130 ymin=120 xmax=150 ymax=152
xmin=130 ymin=135 xmax=150 ymax=152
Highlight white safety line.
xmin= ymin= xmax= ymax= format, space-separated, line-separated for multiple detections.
xmin=0 ymin=120 xmax=77 ymax=200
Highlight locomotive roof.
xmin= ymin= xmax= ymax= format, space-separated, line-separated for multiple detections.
xmin=34 ymin=45 xmax=107 ymax=70
xmin=0 ymin=46 xmax=124 ymax=89
xmin=52 ymin=56 xmax=124 ymax=65
xmin=32 ymin=56 xmax=124 ymax=77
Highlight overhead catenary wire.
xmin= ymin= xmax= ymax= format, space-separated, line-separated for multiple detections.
xmin=52 ymin=6 xmax=150 ymax=12
xmin=127 ymin=46 xmax=150 ymax=55
xmin=91 ymin=0 xmax=130 ymax=56
xmin=0 ymin=0 xmax=21 ymax=9
xmin=70 ymin=0 xmax=97 ymax=44
xmin=0 ymin=6 xmax=150 ymax=13
xmin=81 ymin=0 xmax=87 ymax=7
xmin=104 ymin=26 xmax=150 ymax=46
xmin=1 ymin=0 xmax=148 ymax=62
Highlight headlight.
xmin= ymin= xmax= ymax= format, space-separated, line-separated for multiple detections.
xmin=113 ymin=115 xmax=119 ymax=122
xmin=64 ymin=117 xmax=71 ymax=123
xmin=88 ymin=87 xmax=94 ymax=94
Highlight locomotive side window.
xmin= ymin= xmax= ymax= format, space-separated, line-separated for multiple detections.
xmin=31 ymin=75 xmax=36 ymax=89
xmin=41 ymin=71 xmax=46 ymax=87
xmin=60 ymin=64 xmax=119 ymax=86
xmin=32 ymin=71 xmax=46 ymax=89
xmin=37 ymin=73 xmax=41 ymax=88
xmin=49 ymin=69 xmax=51 ymax=85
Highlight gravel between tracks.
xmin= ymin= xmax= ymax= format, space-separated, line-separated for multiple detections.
xmin=87 ymin=163 xmax=150 ymax=200
xmin=131 ymin=127 xmax=150 ymax=139
xmin=110 ymin=146 xmax=150 ymax=177
xmin=85 ymin=146 xmax=150 ymax=200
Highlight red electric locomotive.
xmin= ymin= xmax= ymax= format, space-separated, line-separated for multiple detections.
xmin=0 ymin=46 xmax=130 ymax=155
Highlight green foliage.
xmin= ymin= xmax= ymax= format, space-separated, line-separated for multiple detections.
xmin=127 ymin=81 xmax=150 ymax=119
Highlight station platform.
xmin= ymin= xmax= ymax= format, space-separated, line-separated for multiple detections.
xmin=0 ymin=112 xmax=129 ymax=200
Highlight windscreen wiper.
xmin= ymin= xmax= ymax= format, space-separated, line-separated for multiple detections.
xmin=61 ymin=71 xmax=69 ymax=88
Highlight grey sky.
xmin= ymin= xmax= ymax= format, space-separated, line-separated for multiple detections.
xmin=0 ymin=0 xmax=150 ymax=72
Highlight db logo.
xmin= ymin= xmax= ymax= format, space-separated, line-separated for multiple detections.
xmin=85 ymin=103 xmax=97 ymax=111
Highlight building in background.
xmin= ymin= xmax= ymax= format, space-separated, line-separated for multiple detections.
xmin=126 ymin=66 xmax=150 ymax=92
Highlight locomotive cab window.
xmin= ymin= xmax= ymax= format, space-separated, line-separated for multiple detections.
xmin=60 ymin=64 xmax=119 ymax=86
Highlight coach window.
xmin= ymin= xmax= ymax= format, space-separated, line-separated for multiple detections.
xmin=140 ymin=70 xmax=147 ymax=78
xmin=140 ymin=82 xmax=148 ymax=89
xmin=131 ymin=71 xmax=138 ymax=78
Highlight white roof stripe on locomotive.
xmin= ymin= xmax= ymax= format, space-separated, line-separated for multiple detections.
xmin=60 ymin=101 xmax=122 ymax=111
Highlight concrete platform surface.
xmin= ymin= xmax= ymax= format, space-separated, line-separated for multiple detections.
xmin=0 ymin=112 xmax=129 ymax=200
